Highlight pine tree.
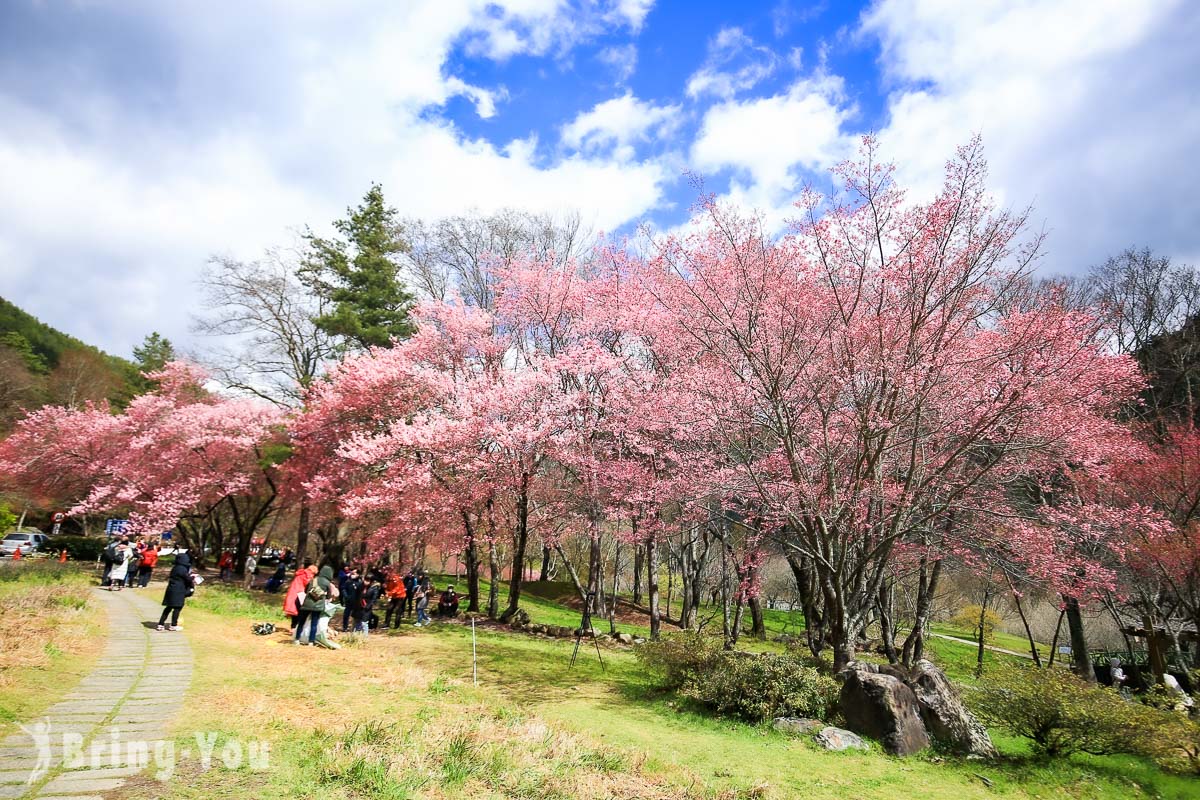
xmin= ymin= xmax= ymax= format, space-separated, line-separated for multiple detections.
xmin=301 ymin=184 xmax=415 ymax=350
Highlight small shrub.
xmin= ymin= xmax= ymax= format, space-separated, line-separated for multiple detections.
xmin=680 ymin=652 xmax=839 ymax=723
xmin=970 ymin=664 xmax=1165 ymax=757
xmin=949 ymin=605 xmax=1002 ymax=641
xmin=634 ymin=630 xmax=723 ymax=690
xmin=1132 ymin=712 xmax=1200 ymax=775
xmin=50 ymin=535 xmax=106 ymax=562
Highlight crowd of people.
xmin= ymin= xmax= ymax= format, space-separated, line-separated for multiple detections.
xmin=95 ymin=537 xmax=461 ymax=647
xmin=99 ymin=534 xmax=162 ymax=590
xmin=281 ymin=562 xmax=459 ymax=648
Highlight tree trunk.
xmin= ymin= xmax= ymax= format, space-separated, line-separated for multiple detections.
xmin=1063 ymin=594 xmax=1095 ymax=681
xmin=538 ymin=544 xmax=552 ymax=582
xmin=583 ymin=516 xmax=603 ymax=630
xmin=900 ymin=557 xmax=942 ymax=667
xmin=609 ymin=540 xmax=620 ymax=635
xmin=748 ymin=595 xmax=766 ymax=640
xmin=720 ymin=545 xmax=732 ymax=648
xmin=487 ymin=539 xmax=501 ymax=619
xmin=1047 ymin=607 xmax=1066 ymax=668
xmin=786 ymin=552 xmax=827 ymax=659
xmin=1006 ymin=575 xmax=1042 ymax=667
xmin=1143 ymin=611 xmax=1168 ymax=685
xmin=555 ymin=543 xmax=587 ymax=603
xmin=645 ymin=524 xmax=661 ymax=640
xmin=632 ymin=544 xmax=644 ymax=607
xmin=296 ymin=501 xmax=311 ymax=566
xmin=500 ymin=474 xmax=530 ymax=623
xmin=462 ymin=510 xmax=480 ymax=614
xmin=975 ymin=584 xmax=992 ymax=678
xmin=878 ymin=582 xmax=899 ymax=664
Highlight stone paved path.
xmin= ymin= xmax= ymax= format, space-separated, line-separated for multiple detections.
xmin=0 ymin=586 xmax=192 ymax=799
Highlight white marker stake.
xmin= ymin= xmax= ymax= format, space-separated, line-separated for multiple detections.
xmin=471 ymin=617 xmax=478 ymax=686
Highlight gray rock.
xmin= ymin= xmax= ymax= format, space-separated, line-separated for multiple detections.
xmin=616 ymin=633 xmax=635 ymax=645
xmin=839 ymin=667 xmax=931 ymax=756
xmin=909 ymin=659 xmax=996 ymax=758
xmin=772 ymin=717 xmax=823 ymax=735
xmin=815 ymin=726 xmax=870 ymax=751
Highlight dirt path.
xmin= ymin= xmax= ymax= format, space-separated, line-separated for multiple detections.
xmin=0 ymin=587 xmax=192 ymax=800
xmin=929 ymin=631 xmax=1034 ymax=659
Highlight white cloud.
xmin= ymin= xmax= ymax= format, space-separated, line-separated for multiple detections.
xmin=690 ymin=76 xmax=854 ymax=228
xmin=861 ymin=0 xmax=1200 ymax=269
xmin=0 ymin=0 xmax=669 ymax=357
xmin=561 ymin=93 xmax=682 ymax=161
xmin=686 ymin=27 xmax=780 ymax=100
xmin=597 ymin=43 xmax=639 ymax=83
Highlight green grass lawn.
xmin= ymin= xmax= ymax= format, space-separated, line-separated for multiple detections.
xmin=168 ymin=579 xmax=1197 ymax=799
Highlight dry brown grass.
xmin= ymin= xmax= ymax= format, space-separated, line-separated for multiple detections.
xmin=0 ymin=564 xmax=104 ymax=733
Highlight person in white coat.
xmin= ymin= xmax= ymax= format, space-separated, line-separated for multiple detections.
xmin=107 ymin=538 xmax=132 ymax=591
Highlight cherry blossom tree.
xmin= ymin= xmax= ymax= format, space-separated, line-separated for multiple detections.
xmin=0 ymin=362 xmax=283 ymax=559
xmin=625 ymin=138 xmax=1146 ymax=668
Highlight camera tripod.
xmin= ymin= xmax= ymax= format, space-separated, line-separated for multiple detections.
xmin=570 ymin=592 xmax=605 ymax=670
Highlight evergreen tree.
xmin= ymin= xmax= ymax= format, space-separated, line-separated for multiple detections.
xmin=301 ymin=184 xmax=415 ymax=350
xmin=1 ymin=332 xmax=48 ymax=374
xmin=133 ymin=332 xmax=176 ymax=373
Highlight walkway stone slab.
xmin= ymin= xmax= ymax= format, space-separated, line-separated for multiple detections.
xmin=4 ymin=587 xmax=194 ymax=800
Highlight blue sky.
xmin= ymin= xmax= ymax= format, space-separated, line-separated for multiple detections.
xmin=1 ymin=0 xmax=1198 ymax=358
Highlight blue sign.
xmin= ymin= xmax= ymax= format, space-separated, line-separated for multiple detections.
xmin=162 ymin=531 xmax=174 ymax=540
xmin=105 ymin=519 xmax=128 ymax=535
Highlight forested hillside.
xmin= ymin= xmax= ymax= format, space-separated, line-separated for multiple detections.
xmin=0 ymin=295 xmax=147 ymax=431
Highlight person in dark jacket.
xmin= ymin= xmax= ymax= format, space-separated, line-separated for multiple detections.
xmin=264 ymin=562 xmax=287 ymax=593
xmin=352 ymin=575 xmax=382 ymax=636
xmin=340 ymin=568 xmax=363 ymax=632
xmin=437 ymin=585 xmax=459 ymax=618
xmin=158 ymin=551 xmax=195 ymax=631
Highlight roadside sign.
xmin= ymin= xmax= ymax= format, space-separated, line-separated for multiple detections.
xmin=51 ymin=512 xmax=65 ymax=523
xmin=105 ymin=519 xmax=128 ymax=536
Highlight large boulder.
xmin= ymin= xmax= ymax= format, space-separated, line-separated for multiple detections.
xmin=814 ymin=726 xmax=870 ymax=751
xmin=839 ymin=667 xmax=931 ymax=756
xmin=908 ymin=660 xmax=996 ymax=758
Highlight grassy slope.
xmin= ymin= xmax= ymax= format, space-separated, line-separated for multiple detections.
xmin=134 ymin=580 xmax=1196 ymax=800
xmin=0 ymin=562 xmax=105 ymax=735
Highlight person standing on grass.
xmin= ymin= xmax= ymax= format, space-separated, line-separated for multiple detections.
xmin=107 ymin=538 xmax=133 ymax=591
xmin=158 ymin=550 xmax=195 ymax=631
xmin=137 ymin=541 xmax=159 ymax=587
xmin=402 ymin=568 xmax=417 ymax=618
xmin=383 ymin=569 xmax=407 ymax=629
xmin=413 ymin=580 xmax=430 ymax=627
xmin=284 ymin=561 xmax=316 ymax=630
xmin=340 ymin=568 xmax=362 ymax=632
xmin=295 ymin=565 xmax=333 ymax=645
xmin=217 ymin=550 xmax=234 ymax=582
xmin=244 ymin=551 xmax=258 ymax=590
xmin=352 ymin=574 xmax=381 ymax=636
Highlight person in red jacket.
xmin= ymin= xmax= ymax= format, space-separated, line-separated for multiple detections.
xmin=383 ymin=569 xmax=407 ymax=629
xmin=218 ymin=550 xmax=234 ymax=581
xmin=283 ymin=562 xmax=317 ymax=629
xmin=137 ymin=541 xmax=159 ymax=587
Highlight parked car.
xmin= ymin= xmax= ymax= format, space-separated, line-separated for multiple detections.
xmin=1 ymin=531 xmax=50 ymax=557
